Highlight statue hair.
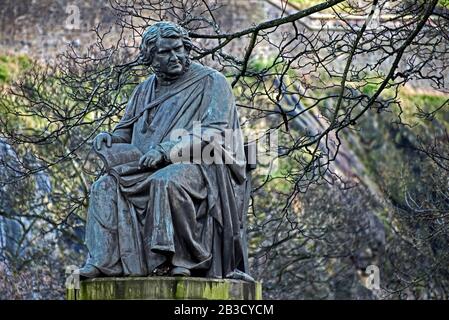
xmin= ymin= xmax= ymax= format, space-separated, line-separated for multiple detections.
xmin=139 ymin=21 xmax=193 ymax=66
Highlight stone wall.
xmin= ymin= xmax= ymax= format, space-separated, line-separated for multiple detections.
xmin=0 ymin=0 xmax=121 ymax=61
xmin=0 ymin=0 xmax=265 ymax=62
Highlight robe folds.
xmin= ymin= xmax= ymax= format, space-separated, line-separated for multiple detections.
xmin=84 ymin=62 xmax=249 ymax=278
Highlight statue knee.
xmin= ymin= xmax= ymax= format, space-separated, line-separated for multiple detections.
xmin=148 ymin=172 xmax=180 ymax=191
xmin=91 ymin=175 xmax=116 ymax=195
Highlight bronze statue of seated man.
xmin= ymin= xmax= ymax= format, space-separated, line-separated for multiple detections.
xmin=78 ymin=21 xmax=253 ymax=282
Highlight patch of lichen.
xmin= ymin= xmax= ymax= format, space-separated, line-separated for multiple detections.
xmin=69 ymin=277 xmax=261 ymax=300
xmin=197 ymin=281 xmax=231 ymax=299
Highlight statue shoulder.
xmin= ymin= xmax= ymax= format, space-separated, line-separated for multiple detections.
xmin=136 ymin=75 xmax=155 ymax=92
xmin=191 ymin=62 xmax=227 ymax=82
xmin=195 ymin=65 xmax=231 ymax=91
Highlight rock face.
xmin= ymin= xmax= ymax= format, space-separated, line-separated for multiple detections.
xmin=0 ymin=0 xmax=123 ymax=62
xmin=0 ymin=0 xmax=265 ymax=61
xmin=66 ymin=277 xmax=262 ymax=300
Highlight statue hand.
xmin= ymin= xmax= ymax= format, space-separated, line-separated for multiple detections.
xmin=139 ymin=149 xmax=164 ymax=169
xmin=94 ymin=132 xmax=112 ymax=150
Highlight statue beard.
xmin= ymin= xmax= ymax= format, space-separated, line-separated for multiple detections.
xmin=152 ymin=57 xmax=191 ymax=82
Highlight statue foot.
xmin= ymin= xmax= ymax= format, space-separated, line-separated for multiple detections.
xmin=171 ymin=266 xmax=191 ymax=277
xmin=226 ymin=270 xmax=255 ymax=282
xmin=78 ymin=264 xmax=102 ymax=279
xmin=151 ymin=261 xmax=172 ymax=276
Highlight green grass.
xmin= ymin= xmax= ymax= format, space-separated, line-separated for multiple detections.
xmin=0 ymin=64 xmax=9 ymax=83
xmin=439 ymin=0 xmax=449 ymax=9
xmin=288 ymin=0 xmax=323 ymax=8
xmin=397 ymin=91 xmax=449 ymax=129
xmin=0 ymin=54 xmax=33 ymax=84
xmin=288 ymin=0 xmax=349 ymax=12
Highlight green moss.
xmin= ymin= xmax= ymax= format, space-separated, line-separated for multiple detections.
xmin=18 ymin=55 xmax=32 ymax=70
xmin=202 ymin=281 xmax=231 ymax=299
xmin=288 ymin=0 xmax=351 ymax=13
xmin=397 ymin=91 xmax=449 ymax=129
xmin=66 ymin=288 xmax=77 ymax=300
xmin=69 ymin=277 xmax=262 ymax=300
xmin=289 ymin=0 xmax=327 ymax=8
xmin=0 ymin=64 xmax=9 ymax=82
xmin=248 ymin=56 xmax=275 ymax=73
xmin=439 ymin=0 xmax=449 ymax=9
xmin=254 ymin=282 xmax=263 ymax=300
xmin=0 ymin=54 xmax=33 ymax=84
xmin=175 ymin=280 xmax=186 ymax=299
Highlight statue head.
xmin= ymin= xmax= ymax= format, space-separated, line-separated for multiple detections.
xmin=139 ymin=21 xmax=193 ymax=80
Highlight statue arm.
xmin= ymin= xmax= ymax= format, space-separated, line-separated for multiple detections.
xmin=110 ymin=130 xmax=132 ymax=144
xmin=110 ymin=83 xmax=143 ymax=144
xmin=154 ymin=140 xmax=180 ymax=163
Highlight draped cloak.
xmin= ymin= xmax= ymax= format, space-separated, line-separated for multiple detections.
xmin=84 ymin=62 xmax=249 ymax=278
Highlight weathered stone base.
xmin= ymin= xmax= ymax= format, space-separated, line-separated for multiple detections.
xmin=67 ymin=276 xmax=262 ymax=300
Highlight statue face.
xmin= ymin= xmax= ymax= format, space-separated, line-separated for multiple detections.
xmin=152 ymin=37 xmax=188 ymax=78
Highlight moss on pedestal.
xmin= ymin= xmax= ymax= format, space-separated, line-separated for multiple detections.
xmin=66 ymin=276 xmax=262 ymax=300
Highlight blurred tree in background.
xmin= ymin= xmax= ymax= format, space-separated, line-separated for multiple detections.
xmin=0 ymin=0 xmax=448 ymax=299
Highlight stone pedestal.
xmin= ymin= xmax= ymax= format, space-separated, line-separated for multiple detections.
xmin=66 ymin=276 xmax=262 ymax=300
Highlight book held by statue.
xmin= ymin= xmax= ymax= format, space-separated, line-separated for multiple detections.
xmin=94 ymin=143 xmax=146 ymax=181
